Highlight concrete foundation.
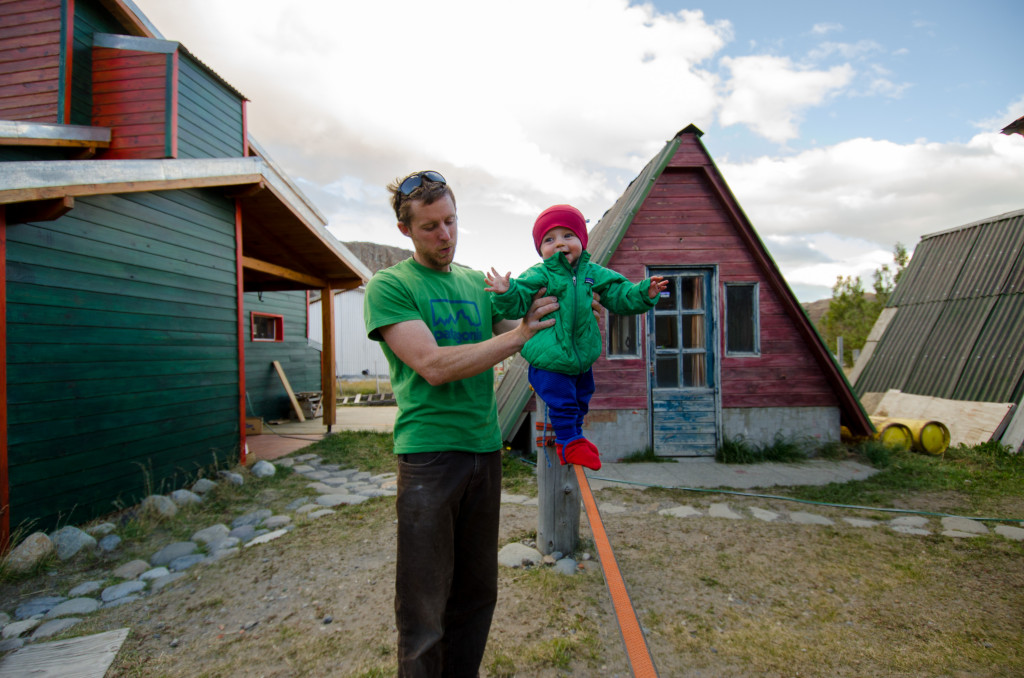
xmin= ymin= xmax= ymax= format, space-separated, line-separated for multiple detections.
xmin=722 ymin=406 xmax=839 ymax=450
xmin=530 ymin=405 xmax=650 ymax=463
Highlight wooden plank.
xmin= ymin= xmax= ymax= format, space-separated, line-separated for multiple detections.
xmin=242 ymin=256 xmax=326 ymax=288
xmin=0 ymin=627 xmax=130 ymax=678
xmin=273 ymin=359 xmax=306 ymax=422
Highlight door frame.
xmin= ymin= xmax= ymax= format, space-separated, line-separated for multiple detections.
xmin=646 ymin=265 xmax=723 ymax=456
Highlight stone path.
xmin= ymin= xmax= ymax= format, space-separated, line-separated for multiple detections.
xmin=0 ymin=454 xmax=396 ymax=653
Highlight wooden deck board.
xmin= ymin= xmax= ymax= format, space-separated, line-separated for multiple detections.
xmin=0 ymin=628 xmax=130 ymax=678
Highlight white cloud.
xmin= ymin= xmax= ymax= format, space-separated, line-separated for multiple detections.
xmin=718 ymin=55 xmax=854 ymax=142
xmin=807 ymin=39 xmax=884 ymax=61
xmin=811 ymin=23 xmax=843 ymax=36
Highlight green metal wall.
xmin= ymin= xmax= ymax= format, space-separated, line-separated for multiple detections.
xmin=5 ymin=189 xmax=240 ymax=532
xmin=177 ymin=53 xmax=245 ymax=159
xmin=70 ymin=0 xmax=121 ymax=125
xmin=243 ymin=291 xmax=322 ymax=422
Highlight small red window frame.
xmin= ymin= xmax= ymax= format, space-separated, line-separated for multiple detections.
xmin=251 ymin=312 xmax=284 ymax=342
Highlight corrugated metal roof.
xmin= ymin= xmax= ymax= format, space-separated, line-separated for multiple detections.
xmin=857 ymin=207 xmax=1024 ymax=405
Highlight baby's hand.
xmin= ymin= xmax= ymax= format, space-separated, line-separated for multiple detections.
xmin=485 ymin=267 xmax=511 ymax=294
xmin=649 ymin=275 xmax=669 ymax=299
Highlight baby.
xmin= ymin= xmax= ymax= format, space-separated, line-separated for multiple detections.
xmin=487 ymin=204 xmax=667 ymax=469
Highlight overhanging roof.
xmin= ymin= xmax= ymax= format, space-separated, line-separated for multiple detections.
xmin=0 ymin=155 xmax=371 ymax=292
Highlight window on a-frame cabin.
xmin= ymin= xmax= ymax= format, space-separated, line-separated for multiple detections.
xmin=607 ymin=312 xmax=641 ymax=358
xmin=724 ymin=283 xmax=759 ymax=356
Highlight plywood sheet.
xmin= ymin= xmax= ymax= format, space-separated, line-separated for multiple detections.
xmin=869 ymin=389 xmax=1013 ymax=446
xmin=0 ymin=628 xmax=130 ymax=678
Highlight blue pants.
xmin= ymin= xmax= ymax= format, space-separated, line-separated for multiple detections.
xmin=529 ymin=366 xmax=596 ymax=445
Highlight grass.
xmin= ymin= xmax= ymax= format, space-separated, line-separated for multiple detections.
xmin=717 ymin=433 xmax=810 ymax=464
xmin=338 ymin=378 xmax=391 ymax=396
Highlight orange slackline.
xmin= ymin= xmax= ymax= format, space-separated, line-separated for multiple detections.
xmin=574 ymin=464 xmax=659 ymax=678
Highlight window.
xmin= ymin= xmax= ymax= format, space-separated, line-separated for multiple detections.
xmin=725 ymin=283 xmax=759 ymax=355
xmin=607 ymin=312 xmax=641 ymax=358
xmin=251 ymin=312 xmax=284 ymax=342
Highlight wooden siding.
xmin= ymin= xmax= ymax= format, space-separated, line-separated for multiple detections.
xmin=5 ymin=189 xmax=240 ymax=532
xmin=176 ymin=52 xmax=244 ymax=159
xmin=244 ymin=291 xmax=322 ymax=421
xmin=92 ymin=47 xmax=171 ymax=159
xmin=0 ymin=0 xmax=63 ymax=122
xmin=598 ymin=164 xmax=838 ymax=412
xmin=69 ymin=0 xmax=121 ymax=125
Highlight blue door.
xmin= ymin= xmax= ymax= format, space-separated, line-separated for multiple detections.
xmin=649 ymin=269 xmax=718 ymax=456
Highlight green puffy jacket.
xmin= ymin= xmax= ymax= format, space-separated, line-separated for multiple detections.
xmin=493 ymin=250 xmax=658 ymax=375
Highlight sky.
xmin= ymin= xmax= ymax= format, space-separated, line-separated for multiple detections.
xmin=130 ymin=0 xmax=1024 ymax=302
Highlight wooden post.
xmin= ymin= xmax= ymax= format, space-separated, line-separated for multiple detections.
xmin=535 ymin=399 xmax=581 ymax=556
xmin=320 ymin=283 xmax=336 ymax=429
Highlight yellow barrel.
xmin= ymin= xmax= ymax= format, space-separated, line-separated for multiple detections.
xmin=869 ymin=417 xmax=913 ymax=451
xmin=885 ymin=418 xmax=950 ymax=455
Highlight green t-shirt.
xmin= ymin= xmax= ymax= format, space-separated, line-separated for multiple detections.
xmin=363 ymin=258 xmax=504 ymax=454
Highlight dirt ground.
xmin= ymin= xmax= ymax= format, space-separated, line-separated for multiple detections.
xmin=6 ymin=484 xmax=1024 ymax=677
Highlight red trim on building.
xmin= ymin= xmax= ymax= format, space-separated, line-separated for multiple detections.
xmin=168 ymin=49 xmax=179 ymax=158
xmin=0 ymin=207 xmax=9 ymax=550
xmin=235 ymin=200 xmax=246 ymax=464
xmin=62 ymin=0 xmax=75 ymax=123
xmin=241 ymin=99 xmax=249 ymax=156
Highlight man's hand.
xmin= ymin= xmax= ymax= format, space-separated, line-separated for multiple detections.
xmin=592 ymin=292 xmax=603 ymax=321
xmin=648 ymin=276 xmax=669 ymax=299
xmin=519 ymin=287 xmax=557 ymax=340
xmin=484 ymin=268 xmax=511 ymax=294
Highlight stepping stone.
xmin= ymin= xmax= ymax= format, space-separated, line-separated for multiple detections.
xmin=31 ymin=618 xmax=82 ymax=640
xmin=940 ymin=517 xmax=987 ymax=535
xmin=658 ymin=505 xmax=702 ymax=518
xmin=749 ymin=507 xmax=781 ymax=522
xmin=708 ymin=503 xmax=744 ymax=520
xmin=890 ymin=516 xmax=929 ymax=528
xmin=791 ymin=511 xmax=834 ymax=526
xmin=45 ymin=598 xmax=100 ymax=619
xmin=994 ymin=525 xmax=1024 ymax=541
xmin=891 ymin=525 xmax=931 ymax=536
xmin=842 ymin=517 xmax=879 ymax=528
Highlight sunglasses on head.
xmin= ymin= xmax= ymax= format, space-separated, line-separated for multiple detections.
xmin=399 ymin=170 xmax=446 ymax=196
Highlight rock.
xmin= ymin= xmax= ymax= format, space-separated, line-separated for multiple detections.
xmin=141 ymin=494 xmax=178 ymax=519
xmin=69 ymin=581 xmax=104 ymax=597
xmin=101 ymin=580 xmax=146 ymax=602
xmin=98 ymin=534 xmax=122 ymax=552
xmin=498 ymin=543 xmax=543 ymax=568
xmin=4 ymin=532 xmax=53 ymax=572
xmin=45 ymin=598 xmax=100 ymax=618
xmin=292 ymin=464 xmax=315 ymax=474
xmin=103 ymin=596 xmax=141 ymax=609
xmin=192 ymin=524 xmax=230 ymax=545
xmin=15 ymin=596 xmax=65 ymax=620
xmin=32 ymin=618 xmax=82 ymax=640
xmin=150 ymin=573 xmax=187 ymax=592
xmin=316 ymin=493 xmax=367 ymax=507
xmin=232 ymin=510 xmax=272 ymax=528
xmin=244 ymin=529 xmax=289 ymax=547
xmin=307 ymin=510 xmax=336 ymax=519
xmin=749 ymin=508 xmax=781 ymax=522
xmin=169 ymin=489 xmax=202 ymax=506
xmin=0 ymin=612 xmax=10 ymax=626
xmin=86 ymin=522 xmax=117 ymax=536
xmin=0 ymin=637 xmax=25 ymax=652
xmin=49 ymin=526 xmax=96 ymax=560
xmin=150 ymin=542 xmax=198 ymax=566
xmin=285 ymin=498 xmax=314 ymax=511
xmin=2 ymin=618 xmax=41 ymax=639
xmin=890 ymin=516 xmax=929 ymax=528
xmin=168 ymin=554 xmax=206 ymax=571
xmin=113 ymin=559 xmax=151 ymax=579
xmin=263 ymin=515 xmax=291 ymax=529
xmin=140 ymin=567 xmax=170 ymax=581
xmin=553 ymin=558 xmax=578 ymax=576
xmin=229 ymin=525 xmax=256 ymax=542
xmin=205 ymin=537 xmax=240 ymax=553
xmin=250 ymin=460 xmax=276 ymax=478
xmin=218 ymin=470 xmax=244 ymax=486
xmin=191 ymin=478 xmax=218 ymax=494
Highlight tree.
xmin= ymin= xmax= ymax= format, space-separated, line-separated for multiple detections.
xmin=820 ymin=243 xmax=907 ymax=367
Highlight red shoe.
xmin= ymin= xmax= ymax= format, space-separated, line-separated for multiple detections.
xmin=563 ymin=438 xmax=601 ymax=470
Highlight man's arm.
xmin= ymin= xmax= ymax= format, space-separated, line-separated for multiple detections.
xmin=380 ymin=290 xmax=557 ymax=386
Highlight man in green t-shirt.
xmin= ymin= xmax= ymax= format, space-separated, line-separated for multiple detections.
xmin=364 ymin=170 xmax=556 ymax=677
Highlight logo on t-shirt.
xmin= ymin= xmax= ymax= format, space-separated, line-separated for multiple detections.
xmin=430 ymin=299 xmax=483 ymax=343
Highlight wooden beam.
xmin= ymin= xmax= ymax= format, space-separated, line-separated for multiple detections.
xmin=241 ymin=256 xmax=326 ymax=288
xmin=0 ymin=174 xmax=264 ymax=206
xmin=321 ymin=284 xmax=337 ymax=428
xmin=272 ymin=360 xmax=306 ymax=422
xmin=6 ymin=197 xmax=74 ymax=225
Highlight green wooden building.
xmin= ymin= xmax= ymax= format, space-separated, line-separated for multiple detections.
xmin=0 ymin=0 xmax=369 ymax=542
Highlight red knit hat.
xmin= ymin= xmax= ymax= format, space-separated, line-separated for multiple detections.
xmin=532 ymin=204 xmax=588 ymax=254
